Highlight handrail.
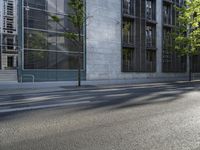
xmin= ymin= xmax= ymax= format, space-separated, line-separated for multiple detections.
xmin=21 ymin=74 xmax=35 ymax=83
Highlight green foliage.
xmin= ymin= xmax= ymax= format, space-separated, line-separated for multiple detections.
xmin=63 ymin=32 xmax=78 ymax=41
xmin=123 ymin=22 xmax=131 ymax=34
xmin=173 ymin=0 xmax=200 ymax=56
xmin=50 ymin=0 xmax=85 ymax=86
xmin=68 ymin=0 xmax=84 ymax=30
xmin=50 ymin=0 xmax=84 ymax=45
xmin=51 ymin=15 xmax=60 ymax=23
xmin=123 ymin=48 xmax=131 ymax=59
xmin=28 ymin=32 xmax=47 ymax=50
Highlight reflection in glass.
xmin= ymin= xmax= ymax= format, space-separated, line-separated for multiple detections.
xmin=47 ymin=0 xmax=57 ymax=13
xmin=23 ymin=0 xmax=84 ymax=70
xmin=24 ymin=8 xmax=47 ymax=30
xmin=24 ymin=50 xmax=83 ymax=69
xmin=24 ymin=0 xmax=46 ymax=10
xmin=123 ymin=20 xmax=134 ymax=45
xmin=24 ymin=30 xmax=48 ymax=49
xmin=122 ymin=48 xmax=134 ymax=72
xmin=47 ymin=32 xmax=57 ymax=50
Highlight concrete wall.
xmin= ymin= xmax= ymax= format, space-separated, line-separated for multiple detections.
xmin=85 ymin=0 xmax=189 ymax=81
xmin=156 ymin=0 xmax=162 ymax=74
xmin=86 ymin=0 xmax=122 ymax=80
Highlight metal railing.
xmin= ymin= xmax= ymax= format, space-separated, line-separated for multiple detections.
xmin=21 ymin=74 xmax=35 ymax=83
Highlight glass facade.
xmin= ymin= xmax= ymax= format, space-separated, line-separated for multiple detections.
xmin=23 ymin=0 xmax=84 ymax=70
xmin=122 ymin=19 xmax=134 ymax=46
xmin=122 ymin=48 xmax=135 ymax=72
xmin=122 ymin=0 xmax=135 ymax=72
xmin=18 ymin=0 xmax=85 ymax=81
xmin=146 ymin=0 xmax=155 ymax=20
xmin=162 ymin=0 xmax=187 ymax=73
xmin=146 ymin=25 xmax=155 ymax=48
xmin=163 ymin=4 xmax=171 ymax=25
xmin=122 ymin=0 xmax=156 ymax=72
xmin=123 ymin=0 xmax=134 ymax=16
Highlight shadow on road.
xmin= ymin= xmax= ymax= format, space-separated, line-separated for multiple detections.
xmin=77 ymin=82 xmax=199 ymax=111
xmin=0 ymin=81 xmax=199 ymax=120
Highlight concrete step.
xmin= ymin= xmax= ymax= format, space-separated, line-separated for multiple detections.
xmin=0 ymin=70 xmax=17 ymax=81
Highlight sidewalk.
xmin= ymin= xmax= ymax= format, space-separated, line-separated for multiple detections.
xmin=0 ymin=78 xmax=200 ymax=113
xmin=0 ymin=76 xmax=191 ymax=89
xmin=0 ymin=80 xmax=200 ymax=114
xmin=0 ymin=77 xmax=199 ymax=96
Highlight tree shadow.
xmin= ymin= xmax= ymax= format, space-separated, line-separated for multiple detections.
xmin=73 ymin=81 xmax=199 ymax=111
xmin=0 ymin=81 xmax=199 ymax=120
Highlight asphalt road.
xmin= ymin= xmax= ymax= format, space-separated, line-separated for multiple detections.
xmin=0 ymin=82 xmax=200 ymax=150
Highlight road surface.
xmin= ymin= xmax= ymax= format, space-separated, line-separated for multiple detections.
xmin=0 ymin=82 xmax=200 ymax=150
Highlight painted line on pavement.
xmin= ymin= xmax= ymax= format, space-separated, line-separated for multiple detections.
xmin=0 ymin=96 xmax=95 ymax=106
xmin=0 ymin=100 xmax=92 ymax=113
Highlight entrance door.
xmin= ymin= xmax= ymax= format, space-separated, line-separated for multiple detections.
xmin=7 ymin=56 xmax=14 ymax=68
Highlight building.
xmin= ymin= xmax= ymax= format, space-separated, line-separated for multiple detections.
xmin=2 ymin=0 xmax=200 ymax=82
xmin=0 ymin=0 xmax=18 ymax=81
xmin=0 ymin=0 xmax=18 ymax=70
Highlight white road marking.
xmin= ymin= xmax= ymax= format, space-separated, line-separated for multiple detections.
xmin=0 ymin=100 xmax=92 ymax=113
xmin=88 ymin=88 xmax=122 ymax=92
xmin=105 ymin=93 xmax=131 ymax=97
xmin=0 ymin=96 xmax=95 ymax=106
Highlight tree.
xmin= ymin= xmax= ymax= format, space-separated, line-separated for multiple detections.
xmin=51 ymin=0 xmax=85 ymax=86
xmin=172 ymin=0 xmax=200 ymax=81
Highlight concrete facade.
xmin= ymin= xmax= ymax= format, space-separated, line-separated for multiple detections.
xmin=86 ymin=0 xmax=122 ymax=80
xmin=156 ymin=0 xmax=162 ymax=74
xmin=86 ymin=0 xmax=189 ymax=81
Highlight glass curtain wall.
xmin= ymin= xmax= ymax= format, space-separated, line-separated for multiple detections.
xmin=122 ymin=0 xmax=135 ymax=72
xmin=162 ymin=0 xmax=186 ymax=73
xmin=145 ymin=0 xmax=156 ymax=72
xmin=23 ymin=0 xmax=84 ymax=70
xmin=122 ymin=0 xmax=156 ymax=72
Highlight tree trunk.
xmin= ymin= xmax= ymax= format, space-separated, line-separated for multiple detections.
xmin=188 ymin=55 xmax=192 ymax=82
xmin=77 ymin=29 xmax=82 ymax=87
xmin=78 ymin=53 xmax=81 ymax=87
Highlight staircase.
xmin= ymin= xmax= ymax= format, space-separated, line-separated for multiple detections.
xmin=0 ymin=70 xmax=18 ymax=82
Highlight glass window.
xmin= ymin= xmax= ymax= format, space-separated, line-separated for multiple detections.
xmin=55 ymin=15 xmax=77 ymax=33
xmin=57 ymin=0 xmax=70 ymax=14
xmin=163 ymin=5 xmax=171 ymax=24
xmin=57 ymin=33 xmax=82 ymax=52
xmin=24 ymin=8 xmax=47 ymax=30
xmin=123 ymin=0 xmax=134 ymax=15
xmin=146 ymin=50 xmax=155 ymax=62
xmin=7 ymin=56 xmax=14 ymax=68
xmin=24 ymin=29 xmax=48 ymax=50
xmin=7 ymin=38 xmax=14 ymax=50
xmin=146 ymin=25 xmax=155 ymax=48
xmin=24 ymin=0 xmax=46 ymax=10
xmin=146 ymin=0 xmax=153 ymax=20
xmin=57 ymin=52 xmax=83 ymax=69
xmin=47 ymin=32 xmax=57 ymax=50
xmin=48 ymin=14 xmax=57 ymax=31
xmin=24 ymin=50 xmax=48 ymax=69
xmin=163 ymin=28 xmax=172 ymax=49
xmin=47 ymin=51 xmax=57 ymax=69
xmin=47 ymin=0 xmax=57 ymax=13
xmin=122 ymin=48 xmax=134 ymax=72
xmin=24 ymin=50 xmax=83 ymax=69
xmin=24 ymin=0 xmax=71 ymax=14
xmin=146 ymin=50 xmax=156 ymax=72
xmin=123 ymin=20 xmax=134 ymax=45
xmin=23 ymin=0 xmax=84 ymax=70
